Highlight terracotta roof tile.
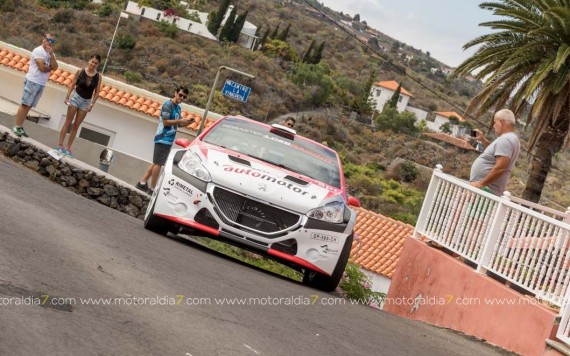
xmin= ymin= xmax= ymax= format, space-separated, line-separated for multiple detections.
xmin=374 ymin=80 xmax=413 ymax=97
xmin=435 ymin=111 xmax=464 ymax=122
xmin=0 ymin=45 xmax=211 ymax=132
xmin=350 ymin=207 xmax=414 ymax=278
xmin=423 ymin=132 xmax=478 ymax=151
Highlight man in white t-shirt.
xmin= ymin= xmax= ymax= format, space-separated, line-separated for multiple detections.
xmin=12 ymin=33 xmax=59 ymax=138
xmin=470 ymin=109 xmax=521 ymax=196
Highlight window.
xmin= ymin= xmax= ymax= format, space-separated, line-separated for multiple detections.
xmin=375 ymin=89 xmax=381 ymax=97
xmin=78 ymin=123 xmax=116 ymax=147
xmin=156 ymin=13 xmax=161 ymax=20
xmin=398 ymin=96 xmax=403 ymax=102
xmin=141 ymin=8 xmax=145 ymax=16
xmin=173 ymin=18 xmax=177 ymax=25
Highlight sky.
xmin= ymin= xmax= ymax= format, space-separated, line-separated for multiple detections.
xmin=318 ymin=0 xmax=496 ymax=67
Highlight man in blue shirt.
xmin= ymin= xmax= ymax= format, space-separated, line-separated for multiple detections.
xmin=136 ymin=86 xmax=193 ymax=194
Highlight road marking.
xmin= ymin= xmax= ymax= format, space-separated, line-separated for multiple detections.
xmin=243 ymin=344 xmax=260 ymax=355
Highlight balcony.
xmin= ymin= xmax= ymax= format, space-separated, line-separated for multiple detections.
xmin=385 ymin=164 xmax=570 ymax=355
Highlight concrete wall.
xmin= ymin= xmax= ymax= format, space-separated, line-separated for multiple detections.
xmin=405 ymin=106 xmax=428 ymax=121
xmin=362 ymin=269 xmax=391 ymax=296
xmin=384 ymin=237 xmax=558 ymax=356
xmin=0 ymin=112 xmax=166 ymax=185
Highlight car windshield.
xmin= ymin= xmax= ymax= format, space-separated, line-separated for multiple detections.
xmin=203 ymin=117 xmax=342 ymax=188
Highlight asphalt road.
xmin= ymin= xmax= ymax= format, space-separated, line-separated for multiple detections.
xmin=0 ymin=155 xmax=511 ymax=356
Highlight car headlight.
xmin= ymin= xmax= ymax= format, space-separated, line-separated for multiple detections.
xmin=307 ymin=202 xmax=345 ymax=223
xmin=178 ymin=151 xmax=211 ymax=182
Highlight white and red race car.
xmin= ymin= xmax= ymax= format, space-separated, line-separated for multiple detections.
xmin=144 ymin=115 xmax=359 ymax=291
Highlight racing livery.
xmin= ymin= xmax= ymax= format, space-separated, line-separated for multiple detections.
xmin=144 ymin=116 xmax=358 ymax=291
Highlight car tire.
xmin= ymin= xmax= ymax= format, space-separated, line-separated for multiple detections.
xmin=303 ymin=233 xmax=353 ymax=292
xmin=143 ymin=172 xmax=178 ymax=235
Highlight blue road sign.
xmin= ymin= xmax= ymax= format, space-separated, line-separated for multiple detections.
xmin=221 ymin=79 xmax=251 ymax=103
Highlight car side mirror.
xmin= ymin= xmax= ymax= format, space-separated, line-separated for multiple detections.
xmin=175 ymin=138 xmax=190 ymax=148
xmin=347 ymin=196 xmax=361 ymax=207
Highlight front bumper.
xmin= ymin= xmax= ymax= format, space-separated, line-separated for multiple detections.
xmin=149 ymin=154 xmax=356 ymax=275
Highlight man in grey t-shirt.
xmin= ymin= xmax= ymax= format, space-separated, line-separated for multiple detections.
xmin=470 ymin=109 xmax=520 ymax=196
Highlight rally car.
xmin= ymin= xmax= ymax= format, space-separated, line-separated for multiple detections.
xmin=143 ymin=115 xmax=359 ymax=291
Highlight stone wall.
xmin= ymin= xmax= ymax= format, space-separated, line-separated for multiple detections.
xmin=0 ymin=132 xmax=150 ymax=219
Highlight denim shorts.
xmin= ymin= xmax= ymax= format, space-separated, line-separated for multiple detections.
xmin=21 ymin=79 xmax=45 ymax=108
xmin=69 ymin=91 xmax=92 ymax=111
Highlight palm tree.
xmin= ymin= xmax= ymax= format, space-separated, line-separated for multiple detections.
xmin=454 ymin=0 xmax=570 ymax=203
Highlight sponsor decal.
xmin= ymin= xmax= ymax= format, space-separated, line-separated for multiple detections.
xmin=319 ymin=244 xmax=340 ymax=256
xmin=258 ymin=183 xmax=267 ymax=192
xmin=223 ymin=165 xmax=313 ymax=197
xmin=168 ymin=178 xmax=193 ymax=196
xmin=162 ymin=187 xmax=179 ymax=201
xmin=310 ymin=233 xmax=339 ymax=244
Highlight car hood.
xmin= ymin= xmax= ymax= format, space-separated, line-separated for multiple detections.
xmin=193 ymin=146 xmax=342 ymax=213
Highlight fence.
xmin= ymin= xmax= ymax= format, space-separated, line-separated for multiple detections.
xmin=414 ymin=165 xmax=570 ymax=343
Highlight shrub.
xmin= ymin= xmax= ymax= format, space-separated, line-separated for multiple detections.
xmin=116 ymin=33 xmax=136 ymax=50
xmin=398 ymin=161 xmax=418 ymax=182
xmin=337 ymin=263 xmax=385 ymax=305
xmin=157 ymin=20 xmax=178 ymax=39
xmin=0 ymin=0 xmax=15 ymax=12
xmin=98 ymin=4 xmax=112 ymax=17
xmin=125 ymin=71 xmax=142 ymax=84
xmin=51 ymin=9 xmax=74 ymax=23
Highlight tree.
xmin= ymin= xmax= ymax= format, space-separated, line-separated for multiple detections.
xmin=218 ymin=5 xmax=236 ymax=42
xmin=229 ymin=10 xmax=248 ymax=43
xmin=207 ymin=0 xmax=230 ymax=36
xmin=388 ymin=82 xmax=401 ymax=109
xmin=310 ymin=41 xmax=325 ymax=64
xmin=352 ymin=70 xmax=376 ymax=116
xmin=277 ymin=23 xmax=291 ymax=41
xmin=302 ymin=40 xmax=315 ymax=63
xmin=453 ymin=0 xmax=570 ymax=202
xmin=270 ymin=24 xmax=280 ymax=39
xmin=439 ymin=122 xmax=452 ymax=134
xmin=367 ymin=37 xmax=379 ymax=49
xmin=259 ymin=26 xmax=270 ymax=49
xmin=375 ymin=106 xmax=418 ymax=135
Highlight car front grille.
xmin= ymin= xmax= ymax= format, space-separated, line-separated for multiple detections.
xmin=212 ymin=187 xmax=300 ymax=235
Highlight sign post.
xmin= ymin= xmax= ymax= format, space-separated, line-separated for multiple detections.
xmin=221 ymin=80 xmax=251 ymax=103
xmin=198 ymin=66 xmax=255 ymax=135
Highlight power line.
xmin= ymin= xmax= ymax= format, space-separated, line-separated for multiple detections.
xmin=300 ymin=0 xmax=570 ymax=182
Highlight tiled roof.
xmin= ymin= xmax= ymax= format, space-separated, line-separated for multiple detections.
xmin=0 ymin=46 xmax=216 ymax=132
xmin=435 ymin=111 xmax=464 ymax=122
xmin=374 ymin=80 xmax=413 ymax=97
xmin=423 ymin=132 xmax=478 ymax=151
xmin=350 ymin=207 xmax=414 ymax=278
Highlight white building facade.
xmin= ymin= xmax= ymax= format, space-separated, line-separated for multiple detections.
xmin=369 ymin=80 xmax=412 ymax=113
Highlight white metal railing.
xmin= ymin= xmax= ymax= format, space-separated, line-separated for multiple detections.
xmin=416 ymin=165 xmax=570 ymax=349
xmin=415 ymin=165 xmax=570 ymax=308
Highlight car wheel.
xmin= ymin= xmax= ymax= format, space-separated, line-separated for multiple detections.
xmin=303 ymin=233 xmax=353 ymax=292
xmin=143 ymin=172 xmax=177 ymax=235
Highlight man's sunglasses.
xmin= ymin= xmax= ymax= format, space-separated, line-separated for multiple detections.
xmin=45 ymin=37 xmax=56 ymax=45
xmin=285 ymin=122 xmax=294 ymax=127
xmin=178 ymin=93 xmax=187 ymax=99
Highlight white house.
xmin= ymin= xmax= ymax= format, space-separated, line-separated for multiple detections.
xmin=125 ymin=1 xmax=258 ymax=49
xmin=426 ymin=111 xmax=469 ymax=137
xmin=405 ymin=106 xmax=428 ymax=122
xmin=369 ymin=80 xmax=412 ymax=113
xmin=0 ymin=41 xmax=221 ymax=163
